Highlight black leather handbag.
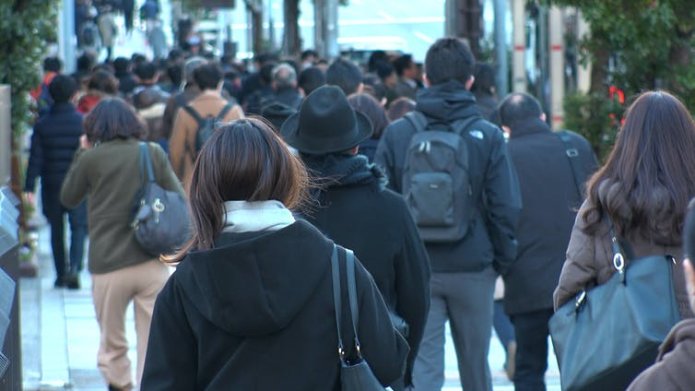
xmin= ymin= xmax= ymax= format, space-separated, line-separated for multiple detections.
xmin=331 ymin=245 xmax=385 ymax=391
xmin=549 ymin=224 xmax=681 ymax=391
xmin=132 ymin=143 xmax=189 ymax=256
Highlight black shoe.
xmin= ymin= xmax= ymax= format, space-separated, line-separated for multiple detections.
xmin=54 ymin=276 xmax=66 ymax=288
xmin=64 ymin=273 xmax=81 ymax=290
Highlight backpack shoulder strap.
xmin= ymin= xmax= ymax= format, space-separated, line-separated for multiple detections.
xmin=182 ymin=104 xmax=204 ymax=125
xmin=216 ymin=102 xmax=234 ymax=121
xmin=403 ymin=111 xmax=428 ymax=133
xmin=556 ymin=130 xmax=584 ymax=198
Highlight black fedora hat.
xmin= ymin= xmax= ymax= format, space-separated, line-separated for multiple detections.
xmin=281 ymin=85 xmax=373 ymax=154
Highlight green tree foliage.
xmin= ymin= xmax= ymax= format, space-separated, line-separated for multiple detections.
xmin=0 ymin=0 xmax=59 ymax=137
xmin=548 ymin=0 xmax=695 ymax=158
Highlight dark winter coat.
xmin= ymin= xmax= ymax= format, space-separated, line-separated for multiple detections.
xmin=503 ymin=118 xmax=597 ymax=315
xmin=301 ymin=153 xmax=430 ymax=386
xmin=24 ymin=103 xmax=84 ymax=192
xmin=141 ymin=221 xmax=409 ymax=390
xmin=375 ymin=81 xmax=522 ymax=274
xmin=627 ymin=319 xmax=695 ymax=390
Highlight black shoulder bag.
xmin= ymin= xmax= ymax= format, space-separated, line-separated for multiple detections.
xmin=549 ymin=221 xmax=681 ymax=391
xmin=132 ymin=142 xmax=190 ymax=256
xmin=331 ymin=245 xmax=385 ymax=390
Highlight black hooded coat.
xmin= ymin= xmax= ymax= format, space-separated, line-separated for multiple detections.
xmin=141 ymin=220 xmax=408 ymax=390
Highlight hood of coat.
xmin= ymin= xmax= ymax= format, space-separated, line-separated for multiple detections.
xmin=509 ymin=118 xmax=552 ymax=139
xmin=657 ymin=318 xmax=695 ymax=386
xmin=175 ymin=220 xmax=333 ymax=337
xmin=415 ymin=80 xmax=480 ymax=124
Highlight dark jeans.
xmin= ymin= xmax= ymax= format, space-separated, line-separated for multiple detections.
xmin=510 ymin=308 xmax=554 ymax=391
xmin=42 ymin=185 xmax=87 ymax=279
xmin=493 ymin=299 xmax=515 ymax=350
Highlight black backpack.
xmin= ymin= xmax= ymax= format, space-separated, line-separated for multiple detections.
xmin=402 ymin=111 xmax=482 ymax=243
xmin=182 ymin=102 xmax=233 ymax=153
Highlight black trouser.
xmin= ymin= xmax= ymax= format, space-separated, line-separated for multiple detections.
xmin=510 ymin=308 xmax=554 ymax=391
xmin=42 ymin=184 xmax=87 ymax=279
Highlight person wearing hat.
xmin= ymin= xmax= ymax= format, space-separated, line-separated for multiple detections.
xmin=281 ymin=85 xmax=431 ymax=390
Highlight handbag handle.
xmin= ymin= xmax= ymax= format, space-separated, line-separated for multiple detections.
xmin=139 ymin=142 xmax=156 ymax=183
xmin=331 ymin=245 xmax=362 ymax=362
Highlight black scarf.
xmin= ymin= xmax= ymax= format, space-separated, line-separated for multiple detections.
xmin=302 ymin=153 xmax=386 ymax=193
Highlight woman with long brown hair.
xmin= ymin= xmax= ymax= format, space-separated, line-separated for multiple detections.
xmin=554 ymin=90 xmax=695 ymax=319
xmin=141 ymin=118 xmax=407 ymax=390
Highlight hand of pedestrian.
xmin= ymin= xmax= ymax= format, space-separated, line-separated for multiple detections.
xmin=24 ymin=192 xmax=35 ymax=205
xmin=80 ymin=134 xmax=92 ymax=150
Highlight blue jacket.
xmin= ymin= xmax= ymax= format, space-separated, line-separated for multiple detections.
xmin=25 ymin=102 xmax=83 ymax=191
xmin=375 ymin=81 xmax=521 ymax=274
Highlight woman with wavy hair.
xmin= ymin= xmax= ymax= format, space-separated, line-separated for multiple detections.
xmin=141 ymin=118 xmax=407 ymax=390
xmin=554 ymin=90 xmax=695 ymax=319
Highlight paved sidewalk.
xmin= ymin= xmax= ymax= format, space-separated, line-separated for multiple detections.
xmin=21 ymin=224 xmax=139 ymax=390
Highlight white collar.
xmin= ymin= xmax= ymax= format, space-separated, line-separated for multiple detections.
xmin=222 ymin=200 xmax=295 ymax=233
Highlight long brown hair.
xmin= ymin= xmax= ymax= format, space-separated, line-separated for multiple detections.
xmin=583 ymin=90 xmax=695 ymax=245
xmin=165 ymin=118 xmax=309 ymax=262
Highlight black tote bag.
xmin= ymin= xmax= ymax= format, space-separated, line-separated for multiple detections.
xmin=549 ymin=227 xmax=681 ymax=391
xmin=330 ymin=245 xmax=385 ymax=391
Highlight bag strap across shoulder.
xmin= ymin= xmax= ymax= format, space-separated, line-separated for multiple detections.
xmin=556 ymin=131 xmax=584 ymax=199
xmin=331 ymin=245 xmax=362 ymax=362
xmin=138 ymin=142 xmax=155 ymax=183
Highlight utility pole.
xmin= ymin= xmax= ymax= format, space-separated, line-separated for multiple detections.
xmin=314 ymin=0 xmax=338 ymax=59
xmin=59 ymin=0 xmax=76 ymax=73
xmin=549 ymin=6 xmax=564 ymax=129
xmin=511 ymin=0 xmax=526 ymax=93
xmin=493 ymin=0 xmax=508 ymax=97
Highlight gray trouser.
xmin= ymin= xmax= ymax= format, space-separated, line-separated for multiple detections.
xmin=412 ymin=268 xmax=496 ymax=391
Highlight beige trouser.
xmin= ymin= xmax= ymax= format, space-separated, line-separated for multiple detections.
xmin=92 ymin=260 xmax=170 ymax=389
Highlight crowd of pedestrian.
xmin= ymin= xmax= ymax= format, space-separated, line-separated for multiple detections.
xmin=22 ymin=26 xmax=695 ymax=391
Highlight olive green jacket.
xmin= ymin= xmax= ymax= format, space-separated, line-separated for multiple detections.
xmin=61 ymin=139 xmax=184 ymax=274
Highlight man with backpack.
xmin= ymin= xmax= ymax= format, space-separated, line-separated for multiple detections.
xmin=375 ymin=38 xmax=521 ymax=391
xmin=169 ymin=62 xmax=244 ymax=183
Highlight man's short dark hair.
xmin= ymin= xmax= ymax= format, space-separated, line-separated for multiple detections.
xmin=367 ymin=50 xmax=388 ymax=73
xmin=193 ymin=62 xmax=224 ymax=90
xmin=471 ymin=62 xmax=496 ymax=95
xmin=326 ymin=58 xmax=362 ymax=95
xmin=301 ymin=49 xmax=318 ymax=61
xmin=393 ymin=54 xmax=413 ymax=77
xmin=298 ymin=67 xmax=326 ymax=96
xmin=43 ymin=57 xmax=62 ymax=73
xmin=76 ymin=53 xmax=95 ymax=73
xmin=48 ymin=75 xmax=78 ymax=104
xmin=375 ymin=61 xmax=395 ymax=81
xmin=425 ymin=38 xmax=475 ymax=85
xmin=113 ymin=57 xmax=130 ymax=74
xmin=134 ymin=61 xmax=158 ymax=81
xmin=498 ymin=93 xmax=543 ymax=128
